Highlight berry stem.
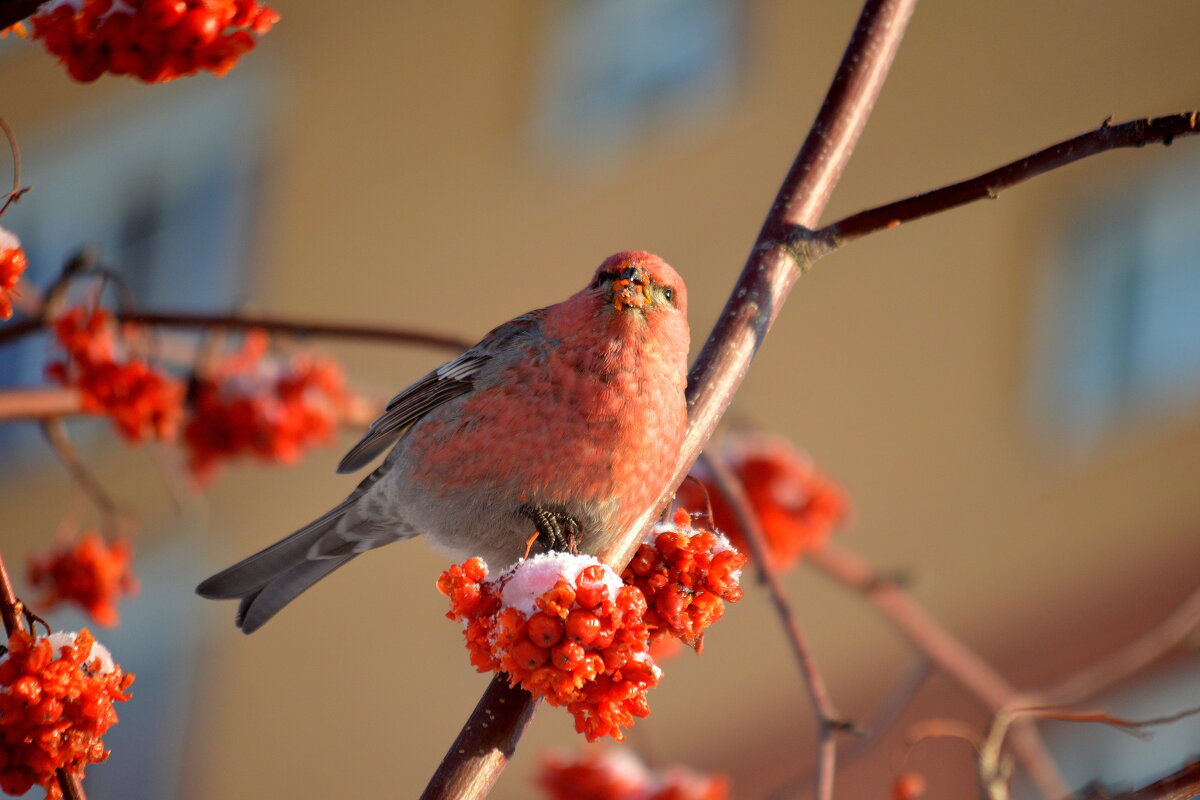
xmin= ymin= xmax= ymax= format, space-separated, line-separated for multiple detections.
xmin=700 ymin=449 xmax=840 ymax=800
xmin=0 ymin=549 xmax=90 ymax=800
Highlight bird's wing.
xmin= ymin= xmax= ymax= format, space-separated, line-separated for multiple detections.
xmin=336 ymin=308 xmax=547 ymax=473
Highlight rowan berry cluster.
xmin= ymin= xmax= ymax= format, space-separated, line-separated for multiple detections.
xmin=678 ymin=433 xmax=849 ymax=570
xmin=46 ymin=307 xmax=184 ymax=443
xmin=183 ymin=331 xmax=349 ymax=483
xmin=438 ymin=554 xmax=660 ymax=742
xmin=28 ymin=531 xmax=138 ymax=627
xmin=623 ymin=508 xmax=746 ymax=653
xmin=0 ymin=629 xmax=134 ymax=799
xmin=0 ymin=228 xmax=25 ymax=321
xmin=538 ymin=749 xmax=730 ymax=800
xmin=29 ymin=0 xmax=279 ymax=84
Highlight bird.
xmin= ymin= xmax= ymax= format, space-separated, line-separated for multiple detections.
xmin=196 ymin=250 xmax=690 ymax=633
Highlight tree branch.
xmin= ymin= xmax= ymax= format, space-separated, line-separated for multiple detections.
xmin=1078 ymin=759 xmax=1200 ymax=800
xmin=0 ymin=0 xmax=41 ymax=36
xmin=816 ymin=112 xmax=1200 ymax=248
xmin=0 ymin=549 xmax=89 ymax=800
xmin=0 ymin=309 xmax=473 ymax=351
xmin=807 ymin=543 xmax=1071 ymax=798
xmin=421 ymin=0 xmax=919 ymax=797
xmin=700 ymin=450 xmax=842 ymax=800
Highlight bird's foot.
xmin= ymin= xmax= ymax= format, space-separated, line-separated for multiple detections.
xmin=519 ymin=505 xmax=582 ymax=558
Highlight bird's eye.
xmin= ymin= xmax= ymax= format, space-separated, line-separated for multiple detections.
xmin=663 ymin=287 xmax=674 ymax=304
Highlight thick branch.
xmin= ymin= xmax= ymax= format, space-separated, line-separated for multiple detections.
xmin=422 ymin=1 xmax=919 ymax=797
xmin=0 ymin=309 xmax=473 ymax=351
xmin=817 ymin=112 xmax=1200 ymax=248
xmin=0 ymin=0 xmax=40 ymax=34
xmin=1078 ymin=759 xmax=1200 ymax=800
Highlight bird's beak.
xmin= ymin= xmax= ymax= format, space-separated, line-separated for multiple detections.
xmin=609 ymin=266 xmax=650 ymax=311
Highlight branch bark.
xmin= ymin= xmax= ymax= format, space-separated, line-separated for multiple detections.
xmin=421 ymin=0 xmax=919 ymax=797
xmin=816 ymin=112 xmax=1200 ymax=249
xmin=0 ymin=309 xmax=473 ymax=351
xmin=701 ymin=450 xmax=841 ymax=800
xmin=807 ymin=543 xmax=1070 ymax=798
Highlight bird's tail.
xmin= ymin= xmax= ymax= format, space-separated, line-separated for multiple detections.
xmin=196 ymin=500 xmax=360 ymax=634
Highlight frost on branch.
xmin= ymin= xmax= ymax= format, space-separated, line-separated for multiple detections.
xmin=0 ymin=628 xmax=134 ymax=799
xmin=678 ymin=433 xmax=850 ymax=571
xmin=537 ymin=748 xmax=730 ymax=800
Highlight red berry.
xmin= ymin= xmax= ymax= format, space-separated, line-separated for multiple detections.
xmin=565 ymin=609 xmax=601 ymax=644
xmin=169 ymin=8 xmax=220 ymax=48
xmin=526 ymin=612 xmax=564 ymax=647
xmin=550 ymin=640 xmax=584 ymax=670
xmin=145 ymin=0 xmax=187 ymax=29
xmin=510 ymin=640 xmax=548 ymax=670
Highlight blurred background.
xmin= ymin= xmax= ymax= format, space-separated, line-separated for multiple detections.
xmin=2 ymin=1 xmax=1200 ymax=798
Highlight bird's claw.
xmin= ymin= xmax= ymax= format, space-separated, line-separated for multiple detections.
xmin=520 ymin=504 xmax=582 ymax=557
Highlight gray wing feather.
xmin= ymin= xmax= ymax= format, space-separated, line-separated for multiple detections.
xmin=335 ymin=353 xmax=488 ymax=473
xmin=335 ymin=308 xmax=548 ymax=474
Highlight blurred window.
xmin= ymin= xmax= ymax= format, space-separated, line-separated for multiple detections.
xmin=1030 ymin=154 xmax=1200 ymax=444
xmin=528 ymin=0 xmax=741 ymax=164
xmin=0 ymin=77 xmax=272 ymax=455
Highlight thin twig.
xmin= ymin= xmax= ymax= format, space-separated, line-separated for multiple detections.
xmin=0 ymin=385 xmax=381 ymax=428
xmin=0 ymin=117 xmax=29 ymax=218
xmin=41 ymin=418 xmax=120 ymax=522
xmin=0 ymin=550 xmax=89 ymax=800
xmin=701 ymin=449 xmax=841 ymax=800
xmin=0 ymin=308 xmax=474 ymax=351
xmin=422 ymin=1 xmax=919 ymax=797
xmin=807 ymin=543 xmax=1071 ymax=798
xmin=815 ymin=112 xmax=1200 ymax=249
xmin=1037 ymin=584 xmax=1200 ymax=707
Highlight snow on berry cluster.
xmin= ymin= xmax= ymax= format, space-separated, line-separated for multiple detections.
xmin=677 ymin=433 xmax=849 ymax=571
xmin=29 ymin=0 xmax=279 ymax=84
xmin=47 ymin=306 xmax=184 ymax=443
xmin=182 ymin=331 xmax=350 ymax=483
xmin=623 ymin=508 xmax=746 ymax=653
xmin=28 ymin=531 xmax=138 ymax=627
xmin=537 ymin=748 xmax=730 ymax=800
xmin=439 ymin=522 xmax=747 ymax=740
xmin=438 ymin=554 xmax=660 ymax=742
xmin=0 ymin=227 xmax=26 ymax=321
xmin=0 ymin=629 xmax=134 ymax=799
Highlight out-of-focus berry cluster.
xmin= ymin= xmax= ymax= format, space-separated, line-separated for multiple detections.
xmin=438 ymin=554 xmax=659 ymax=741
xmin=677 ymin=433 xmax=849 ymax=571
xmin=623 ymin=508 xmax=745 ymax=653
xmin=0 ymin=629 xmax=133 ymax=799
xmin=537 ymin=749 xmax=729 ymax=800
xmin=183 ymin=331 xmax=349 ymax=483
xmin=46 ymin=307 xmax=183 ymax=443
xmin=45 ymin=308 xmax=349 ymax=482
xmin=28 ymin=531 xmax=137 ymax=627
xmin=29 ymin=0 xmax=279 ymax=83
xmin=0 ymin=227 xmax=25 ymax=321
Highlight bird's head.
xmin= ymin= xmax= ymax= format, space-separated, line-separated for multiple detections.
xmin=587 ymin=251 xmax=688 ymax=320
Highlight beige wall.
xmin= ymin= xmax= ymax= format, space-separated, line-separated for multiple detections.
xmin=2 ymin=2 xmax=1200 ymax=798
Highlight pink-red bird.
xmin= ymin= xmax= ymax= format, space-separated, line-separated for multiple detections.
xmin=197 ymin=251 xmax=690 ymax=632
